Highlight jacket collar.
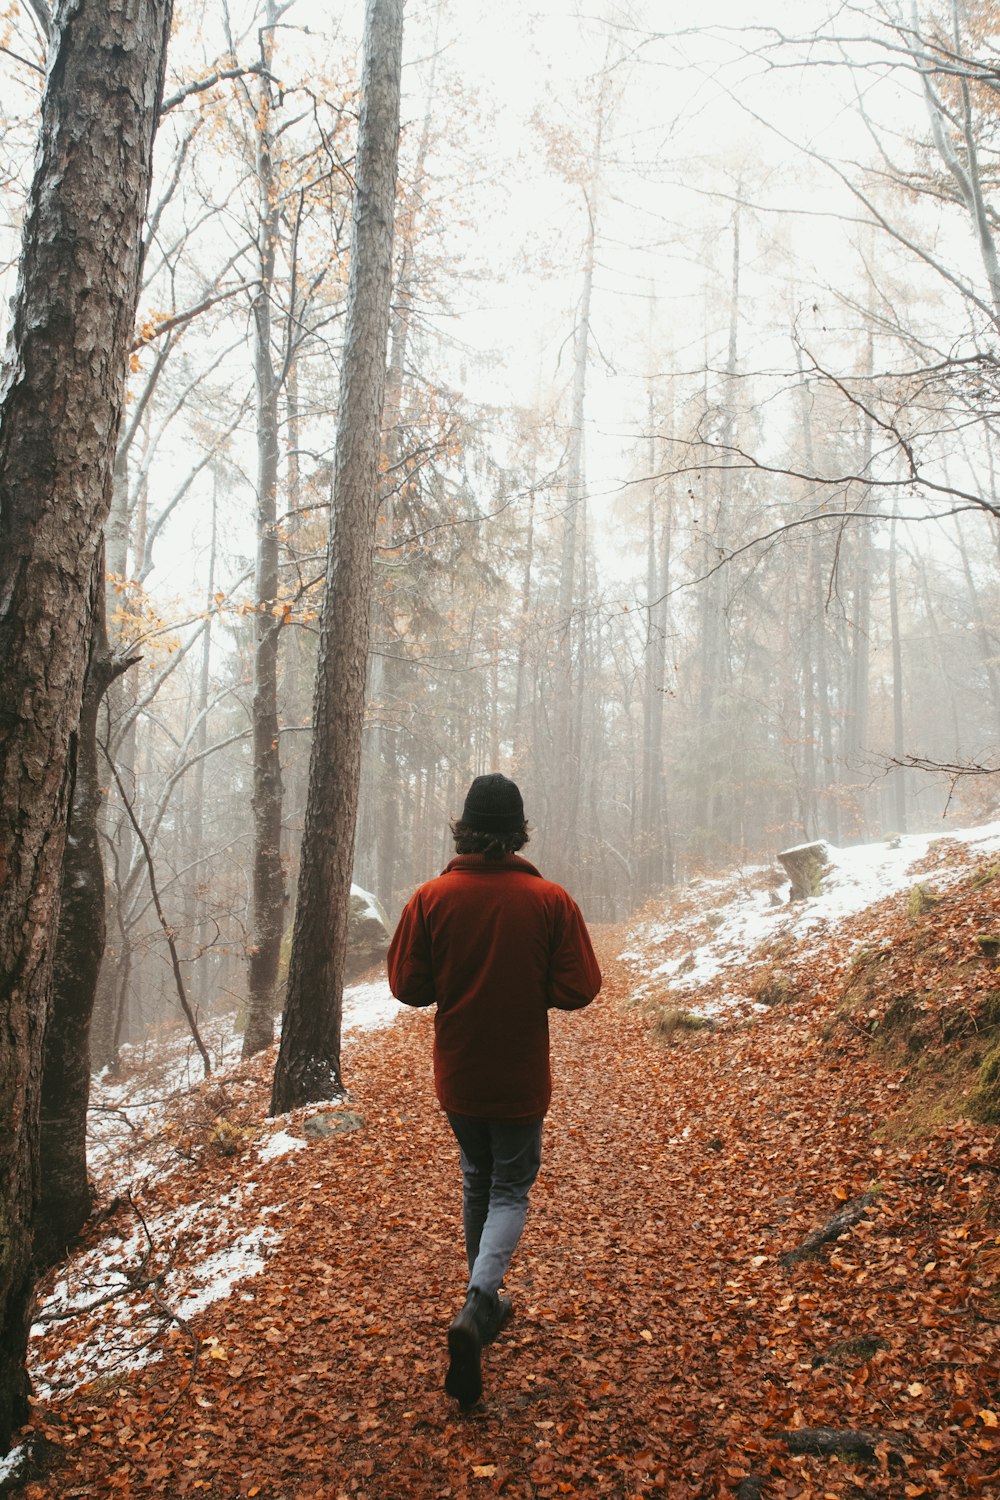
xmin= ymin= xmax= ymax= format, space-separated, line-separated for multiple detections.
xmin=442 ymin=853 xmax=542 ymax=878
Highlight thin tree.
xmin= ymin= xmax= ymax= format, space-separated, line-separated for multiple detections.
xmin=0 ymin=0 xmax=173 ymax=1450
xmin=271 ymin=0 xmax=404 ymax=1112
xmin=35 ymin=567 xmax=140 ymax=1270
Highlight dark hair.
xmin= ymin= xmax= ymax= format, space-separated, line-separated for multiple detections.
xmin=450 ymin=818 xmax=530 ymax=858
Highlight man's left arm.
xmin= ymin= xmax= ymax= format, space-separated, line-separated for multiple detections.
xmin=547 ymin=896 xmax=602 ymax=1011
xmin=387 ymin=892 xmax=436 ymax=1007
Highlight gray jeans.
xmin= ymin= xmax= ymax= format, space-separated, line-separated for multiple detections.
xmin=447 ymin=1113 xmax=543 ymax=1298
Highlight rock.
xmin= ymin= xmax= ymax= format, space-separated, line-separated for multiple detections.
xmin=777 ymin=840 xmax=832 ymax=900
xmin=346 ymin=884 xmax=391 ymax=981
xmin=303 ymin=1109 xmax=364 ymax=1139
xmin=907 ymin=882 xmax=941 ymax=919
xmin=976 ymin=932 xmax=1000 ymax=962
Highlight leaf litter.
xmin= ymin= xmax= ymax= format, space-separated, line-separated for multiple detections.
xmin=8 ymin=826 xmax=1000 ymax=1498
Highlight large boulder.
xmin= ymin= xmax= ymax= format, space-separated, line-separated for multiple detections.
xmin=346 ymin=884 xmax=391 ymax=980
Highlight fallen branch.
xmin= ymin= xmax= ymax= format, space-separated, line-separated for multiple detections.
xmin=128 ymin=1195 xmax=201 ymax=1405
xmin=778 ymin=1426 xmax=902 ymax=1461
xmin=34 ymin=1192 xmax=159 ymax=1323
xmin=149 ymin=1284 xmax=200 ymax=1406
xmin=779 ymin=1191 xmax=879 ymax=1268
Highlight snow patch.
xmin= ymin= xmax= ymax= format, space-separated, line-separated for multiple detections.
xmin=37 ymin=968 xmax=403 ymax=1402
xmin=344 ymin=978 xmax=399 ymax=1032
xmin=0 ymin=1446 xmax=26 ymax=1484
xmin=621 ymin=818 xmax=1000 ymax=1014
xmin=257 ymin=1128 xmax=307 ymax=1161
xmin=30 ymin=1188 xmax=281 ymax=1397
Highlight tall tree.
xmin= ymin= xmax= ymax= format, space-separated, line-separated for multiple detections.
xmin=271 ymin=0 xmax=404 ymax=1113
xmin=0 ymin=0 xmax=172 ymax=1450
xmin=243 ymin=0 xmax=288 ymax=1058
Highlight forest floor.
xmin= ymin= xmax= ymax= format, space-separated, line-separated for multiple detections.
xmin=5 ymin=836 xmax=1000 ymax=1499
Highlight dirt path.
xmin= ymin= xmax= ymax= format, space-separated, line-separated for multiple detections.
xmin=13 ymin=932 xmax=1000 ymax=1499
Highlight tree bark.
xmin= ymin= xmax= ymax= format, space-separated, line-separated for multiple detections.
xmin=0 ymin=0 xmax=172 ymax=1451
xmin=888 ymin=507 xmax=907 ymax=832
xmin=36 ymin=567 xmax=139 ymax=1272
xmin=244 ymin=3 xmax=287 ymax=1059
xmin=550 ymin=198 xmax=595 ymax=889
xmin=693 ymin=209 xmax=740 ymax=859
xmin=270 ymin=0 xmax=403 ymax=1114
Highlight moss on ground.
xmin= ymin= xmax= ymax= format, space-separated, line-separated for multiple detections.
xmin=651 ymin=1006 xmax=715 ymax=1041
xmin=969 ymin=1039 xmax=1000 ymax=1124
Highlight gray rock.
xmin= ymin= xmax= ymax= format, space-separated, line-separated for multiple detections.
xmin=303 ymin=1109 xmax=364 ymax=1139
xmin=346 ymin=884 xmax=391 ymax=980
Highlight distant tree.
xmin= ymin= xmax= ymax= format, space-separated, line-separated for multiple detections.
xmin=0 ymin=0 xmax=172 ymax=1451
xmin=271 ymin=0 xmax=404 ymax=1112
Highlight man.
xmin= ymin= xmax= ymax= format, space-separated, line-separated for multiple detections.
xmin=386 ymin=773 xmax=601 ymax=1409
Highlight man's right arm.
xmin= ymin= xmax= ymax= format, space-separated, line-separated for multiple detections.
xmin=387 ymin=892 xmax=436 ymax=1007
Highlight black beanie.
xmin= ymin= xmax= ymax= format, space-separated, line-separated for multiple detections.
xmin=461 ymin=773 xmax=525 ymax=832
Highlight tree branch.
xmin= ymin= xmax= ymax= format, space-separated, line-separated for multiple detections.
xmin=103 ymin=752 xmax=212 ymax=1078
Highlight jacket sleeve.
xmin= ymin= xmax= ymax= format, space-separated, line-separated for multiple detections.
xmin=547 ymin=896 xmax=602 ymax=1011
xmin=386 ymin=892 xmax=436 ymax=1007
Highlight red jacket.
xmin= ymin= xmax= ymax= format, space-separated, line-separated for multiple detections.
xmin=387 ymin=854 xmax=601 ymax=1120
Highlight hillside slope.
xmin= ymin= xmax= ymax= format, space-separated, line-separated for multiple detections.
xmin=3 ymin=828 xmax=999 ymax=1499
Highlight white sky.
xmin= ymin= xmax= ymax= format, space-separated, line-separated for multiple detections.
xmin=1 ymin=0 xmax=992 ymax=603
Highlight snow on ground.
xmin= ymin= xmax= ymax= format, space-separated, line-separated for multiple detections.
xmin=618 ymin=818 xmax=1000 ymax=1017
xmin=256 ymin=1127 xmax=308 ymax=1161
xmin=29 ymin=975 xmax=402 ymax=1399
xmin=30 ymin=1185 xmax=283 ymax=1397
xmin=87 ymin=977 xmax=398 ymax=1185
xmin=0 ymin=1447 xmax=26 ymax=1486
xmin=343 ymin=977 xmax=401 ymax=1032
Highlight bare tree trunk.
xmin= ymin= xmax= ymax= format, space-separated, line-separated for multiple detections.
xmin=244 ymin=2 xmax=287 ymax=1059
xmin=914 ymin=548 xmax=963 ymax=760
xmin=0 ymin=0 xmax=171 ymax=1450
xmin=953 ymin=520 xmax=1000 ymax=726
xmin=190 ymin=476 xmax=218 ymax=1007
xmin=513 ymin=481 xmax=536 ymax=761
xmin=842 ymin=324 xmax=875 ymax=838
xmin=36 ymin=570 xmax=139 ymax=1270
xmin=693 ymin=209 xmax=740 ymax=858
xmin=361 ymin=22 xmax=440 ymax=916
xmin=550 ymin=199 xmax=596 ymax=887
xmin=888 ymin=507 xmax=907 ymax=832
xmin=638 ymin=385 xmax=673 ymax=901
xmin=271 ymin=0 xmax=403 ymax=1114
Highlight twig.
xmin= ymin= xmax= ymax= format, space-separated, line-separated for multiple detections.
xmin=148 ymin=1286 xmax=201 ymax=1406
xmin=103 ymin=752 xmax=212 ymax=1077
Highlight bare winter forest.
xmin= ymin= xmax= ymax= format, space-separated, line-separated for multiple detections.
xmin=2 ymin=0 xmax=1000 ymax=1484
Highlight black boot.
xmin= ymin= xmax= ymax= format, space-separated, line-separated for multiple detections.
xmin=482 ymin=1293 xmax=513 ymax=1345
xmin=445 ymin=1288 xmax=493 ymax=1407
